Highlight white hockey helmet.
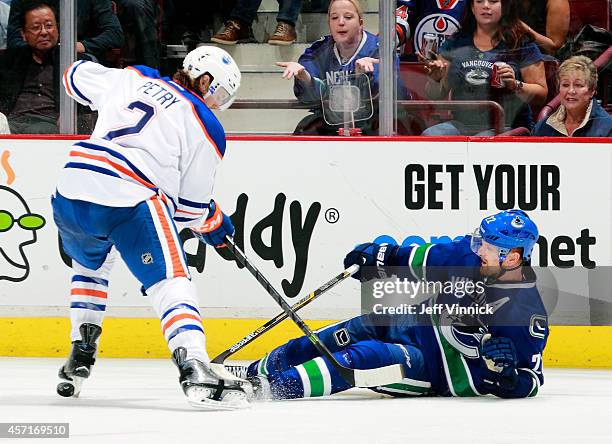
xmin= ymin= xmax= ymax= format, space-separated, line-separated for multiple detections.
xmin=182 ymin=46 xmax=241 ymax=110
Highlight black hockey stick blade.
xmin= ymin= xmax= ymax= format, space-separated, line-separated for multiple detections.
xmin=223 ymin=236 xmax=405 ymax=387
xmin=212 ymin=264 xmax=360 ymax=364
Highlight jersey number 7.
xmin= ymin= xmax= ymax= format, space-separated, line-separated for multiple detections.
xmin=103 ymin=101 xmax=156 ymax=141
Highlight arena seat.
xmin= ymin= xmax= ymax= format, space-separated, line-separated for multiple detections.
xmin=568 ymin=0 xmax=610 ymax=34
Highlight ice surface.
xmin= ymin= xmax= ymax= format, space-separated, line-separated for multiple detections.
xmin=0 ymin=357 xmax=610 ymax=444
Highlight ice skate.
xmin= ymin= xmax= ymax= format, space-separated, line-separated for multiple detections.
xmin=221 ymin=365 xmax=272 ymax=401
xmin=246 ymin=374 xmax=272 ymax=401
xmin=173 ymin=347 xmax=251 ymax=410
xmin=223 ymin=364 xmax=248 ymax=380
xmin=56 ymin=323 xmax=101 ymax=398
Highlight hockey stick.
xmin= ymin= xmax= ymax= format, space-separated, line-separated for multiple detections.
xmin=223 ymin=236 xmax=405 ymax=387
xmin=211 ymin=264 xmax=360 ymax=365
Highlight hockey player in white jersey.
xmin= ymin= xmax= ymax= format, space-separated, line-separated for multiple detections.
xmin=52 ymin=46 xmax=249 ymax=409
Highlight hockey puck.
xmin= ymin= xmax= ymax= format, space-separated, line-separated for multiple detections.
xmin=57 ymin=382 xmax=75 ymax=397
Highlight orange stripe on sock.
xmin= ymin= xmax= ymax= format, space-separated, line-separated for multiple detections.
xmin=151 ymin=197 xmax=187 ymax=279
xmin=70 ymin=288 xmax=108 ymax=299
xmin=162 ymin=313 xmax=201 ymax=335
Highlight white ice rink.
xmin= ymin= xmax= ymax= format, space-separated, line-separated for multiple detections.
xmin=0 ymin=357 xmax=611 ymax=444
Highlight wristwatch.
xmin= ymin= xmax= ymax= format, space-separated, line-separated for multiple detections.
xmin=514 ymin=80 xmax=524 ymax=91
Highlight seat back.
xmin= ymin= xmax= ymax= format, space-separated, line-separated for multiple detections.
xmin=568 ymin=0 xmax=610 ymax=35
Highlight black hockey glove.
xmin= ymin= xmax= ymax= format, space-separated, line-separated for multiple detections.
xmin=480 ymin=334 xmax=519 ymax=391
xmin=343 ymin=242 xmax=399 ymax=281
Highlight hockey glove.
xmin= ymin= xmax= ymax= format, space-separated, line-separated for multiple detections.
xmin=191 ymin=199 xmax=234 ymax=248
xmin=343 ymin=242 xmax=399 ymax=281
xmin=480 ymin=334 xmax=519 ymax=391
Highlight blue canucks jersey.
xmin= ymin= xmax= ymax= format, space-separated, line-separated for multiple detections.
xmin=390 ymin=236 xmax=548 ymax=397
xmin=249 ymin=236 xmax=548 ymax=400
xmin=294 ymin=31 xmax=409 ymax=102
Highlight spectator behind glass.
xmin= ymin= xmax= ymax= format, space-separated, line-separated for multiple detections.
xmin=7 ymin=0 xmax=123 ymax=65
xmin=277 ymin=0 xmax=409 ymax=135
xmin=0 ymin=1 xmax=8 ymax=49
xmin=0 ymin=2 xmax=92 ymax=134
xmin=0 ymin=1 xmax=59 ymax=133
xmin=212 ymin=0 xmax=301 ymax=45
xmin=422 ymin=0 xmax=548 ymax=136
xmin=114 ymin=0 xmax=158 ymax=68
xmin=519 ymin=0 xmax=569 ymax=55
xmin=533 ymin=56 xmax=612 ymax=136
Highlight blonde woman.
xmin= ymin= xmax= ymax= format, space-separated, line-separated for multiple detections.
xmin=277 ymin=0 xmax=408 ymax=134
xmin=533 ymin=56 xmax=612 ymax=136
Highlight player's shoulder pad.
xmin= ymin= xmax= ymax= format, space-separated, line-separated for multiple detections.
xmin=426 ymin=236 xmax=479 ymax=267
xmin=172 ymin=82 xmax=226 ymax=158
xmin=127 ymin=65 xmax=162 ymax=79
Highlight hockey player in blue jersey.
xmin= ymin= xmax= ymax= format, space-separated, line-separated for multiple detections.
xmin=235 ymin=210 xmax=548 ymax=400
xmin=53 ymin=46 xmax=249 ymax=409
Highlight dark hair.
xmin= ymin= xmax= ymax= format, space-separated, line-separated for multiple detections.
xmin=460 ymin=0 xmax=531 ymax=49
xmin=172 ymin=69 xmax=198 ymax=91
xmin=20 ymin=1 xmax=58 ymax=29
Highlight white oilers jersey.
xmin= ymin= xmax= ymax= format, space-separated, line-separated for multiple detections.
xmin=58 ymin=61 xmax=227 ymax=227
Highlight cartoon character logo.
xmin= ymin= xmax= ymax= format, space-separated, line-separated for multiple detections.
xmin=0 ymin=185 xmax=46 ymax=282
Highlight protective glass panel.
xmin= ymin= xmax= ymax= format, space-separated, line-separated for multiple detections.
xmin=320 ymin=72 xmax=374 ymax=132
xmin=393 ymin=0 xmax=611 ymax=136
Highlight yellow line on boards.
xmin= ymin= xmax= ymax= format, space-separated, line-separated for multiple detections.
xmin=1 ymin=319 xmax=611 ymax=368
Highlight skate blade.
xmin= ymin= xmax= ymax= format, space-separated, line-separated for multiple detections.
xmin=185 ymin=387 xmax=251 ymax=411
xmin=57 ymin=376 xmax=84 ymax=398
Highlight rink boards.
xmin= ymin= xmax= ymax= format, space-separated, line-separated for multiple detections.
xmin=0 ymin=135 xmax=611 ymax=368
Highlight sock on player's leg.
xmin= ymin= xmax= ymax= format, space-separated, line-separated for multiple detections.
xmin=148 ymin=276 xmax=209 ymax=363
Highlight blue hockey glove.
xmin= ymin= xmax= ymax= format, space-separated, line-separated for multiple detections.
xmin=343 ymin=242 xmax=399 ymax=281
xmin=191 ymin=200 xmax=234 ymax=248
xmin=480 ymin=334 xmax=519 ymax=391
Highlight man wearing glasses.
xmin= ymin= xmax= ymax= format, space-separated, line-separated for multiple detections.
xmin=0 ymin=1 xmax=61 ymax=133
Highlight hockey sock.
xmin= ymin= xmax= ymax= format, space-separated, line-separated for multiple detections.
xmin=69 ymin=252 xmax=115 ymax=341
xmin=268 ymin=351 xmax=354 ymax=399
xmin=265 ymin=340 xmax=431 ymax=399
xmin=248 ymin=333 xmax=325 ymax=378
xmin=149 ymin=277 xmax=209 ymax=363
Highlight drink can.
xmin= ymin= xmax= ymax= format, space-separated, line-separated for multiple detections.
xmin=491 ymin=62 xmax=508 ymax=88
xmin=421 ymin=33 xmax=439 ymax=60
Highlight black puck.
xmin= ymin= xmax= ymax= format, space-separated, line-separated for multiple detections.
xmin=57 ymin=382 xmax=75 ymax=397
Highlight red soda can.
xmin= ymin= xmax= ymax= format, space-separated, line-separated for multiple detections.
xmin=491 ymin=62 xmax=508 ymax=88
xmin=421 ymin=33 xmax=439 ymax=60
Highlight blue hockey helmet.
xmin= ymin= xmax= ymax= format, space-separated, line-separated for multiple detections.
xmin=470 ymin=210 xmax=539 ymax=262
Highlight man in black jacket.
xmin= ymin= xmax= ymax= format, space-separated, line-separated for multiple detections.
xmin=0 ymin=2 xmax=92 ymax=133
xmin=6 ymin=0 xmax=123 ymax=65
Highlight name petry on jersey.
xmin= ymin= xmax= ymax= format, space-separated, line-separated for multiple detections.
xmin=386 ymin=236 xmax=548 ymax=398
xmin=58 ymin=61 xmax=226 ymax=227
